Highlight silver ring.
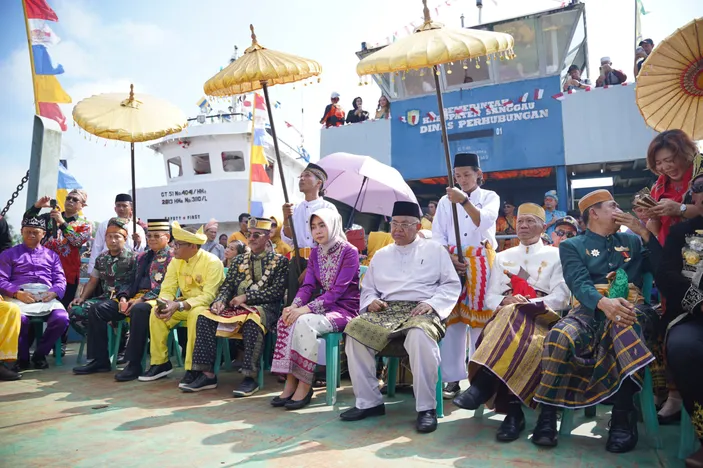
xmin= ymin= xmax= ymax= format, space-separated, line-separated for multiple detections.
xmin=616 ymin=315 xmax=622 ymax=321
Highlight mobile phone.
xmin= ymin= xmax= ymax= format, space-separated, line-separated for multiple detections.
xmin=50 ymin=199 xmax=57 ymax=209
xmin=156 ymin=298 xmax=167 ymax=311
xmin=635 ymin=46 xmax=645 ymax=54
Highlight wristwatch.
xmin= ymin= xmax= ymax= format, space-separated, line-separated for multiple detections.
xmin=680 ymin=204 xmax=688 ymax=216
xmin=178 ymin=301 xmax=185 ymax=311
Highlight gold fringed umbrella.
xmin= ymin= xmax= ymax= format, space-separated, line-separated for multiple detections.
xmin=636 ymin=17 xmax=703 ymax=140
xmin=73 ymin=84 xmax=187 ymax=232
xmin=357 ymin=0 xmax=514 ymax=260
xmin=203 ymin=25 xmax=322 ymax=274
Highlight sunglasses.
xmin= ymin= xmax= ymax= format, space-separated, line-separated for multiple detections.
xmin=555 ymin=230 xmax=576 ymax=239
xmin=245 ymin=231 xmax=266 ymax=240
xmin=65 ymin=196 xmax=82 ymax=203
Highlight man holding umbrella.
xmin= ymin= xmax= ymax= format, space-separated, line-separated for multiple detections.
xmin=281 ymin=162 xmax=338 ymax=302
xmin=432 ymin=153 xmax=500 ymax=399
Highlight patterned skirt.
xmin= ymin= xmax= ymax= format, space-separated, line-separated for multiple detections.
xmin=534 ymin=304 xmax=658 ymax=409
xmin=446 ymin=245 xmax=495 ymax=328
xmin=200 ymin=305 xmax=269 ymax=339
xmin=469 ymin=302 xmax=561 ymax=411
xmin=344 ymin=301 xmax=445 ymax=357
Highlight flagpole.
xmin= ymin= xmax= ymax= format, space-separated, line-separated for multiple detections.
xmin=21 ymin=0 xmax=41 ymax=115
xmin=247 ymin=93 xmax=256 ymax=213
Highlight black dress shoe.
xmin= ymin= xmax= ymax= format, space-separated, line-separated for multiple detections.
xmin=13 ymin=360 xmax=30 ymax=372
xmin=416 ymin=409 xmax=438 ymax=433
xmin=453 ymin=386 xmax=488 ymax=410
xmin=532 ymin=407 xmax=558 ymax=447
xmin=232 ymin=377 xmax=260 ymax=398
xmin=73 ymin=359 xmax=112 ymax=375
xmin=285 ymin=388 xmax=314 ymax=410
xmin=606 ymin=409 xmax=638 ymax=453
xmin=271 ymin=394 xmax=293 ymax=407
xmin=32 ymin=355 xmax=49 ymax=370
xmin=496 ymin=412 xmax=526 ymax=442
xmin=340 ymin=404 xmax=386 ymax=421
xmin=115 ymin=364 xmax=142 ymax=382
xmin=0 ymin=363 xmax=21 ymax=381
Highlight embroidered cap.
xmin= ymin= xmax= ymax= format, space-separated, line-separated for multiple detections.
xmin=392 ymin=201 xmax=422 ymax=219
xmin=147 ymin=218 xmax=170 ymax=233
xmin=555 ymin=216 xmax=580 ymax=231
xmin=454 ymin=153 xmax=480 ymax=169
xmin=578 ymin=189 xmax=614 ymax=214
xmin=21 ymin=215 xmax=47 ymax=230
xmin=248 ymin=217 xmax=273 ymax=231
xmin=106 ymin=217 xmax=129 ymax=238
xmin=544 ymin=189 xmax=558 ymax=201
xmin=68 ymin=189 xmax=88 ymax=205
xmin=303 ymin=163 xmax=328 ymax=184
xmin=517 ymin=203 xmax=546 ymax=222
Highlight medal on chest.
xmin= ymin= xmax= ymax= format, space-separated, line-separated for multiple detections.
xmin=682 ymin=230 xmax=703 ymax=279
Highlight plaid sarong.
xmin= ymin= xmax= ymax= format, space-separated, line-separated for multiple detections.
xmin=469 ymin=301 xmax=561 ymax=411
xmin=534 ymin=304 xmax=658 ymax=409
xmin=344 ymin=301 xmax=445 ymax=357
xmin=446 ymin=245 xmax=495 ymax=328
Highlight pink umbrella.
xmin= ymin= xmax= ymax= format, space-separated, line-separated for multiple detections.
xmin=317 ymin=152 xmax=419 ymax=223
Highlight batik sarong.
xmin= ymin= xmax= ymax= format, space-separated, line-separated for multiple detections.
xmin=470 ymin=301 xmax=561 ymax=411
xmin=344 ymin=301 xmax=445 ymax=357
xmin=271 ymin=314 xmax=334 ymax=384
xmin=446 ymin=245 xmax=495 ymax=328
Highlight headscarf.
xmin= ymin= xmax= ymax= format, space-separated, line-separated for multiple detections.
xmin=68 ymin=189 xmax=88 ymax=205
xmin=204 ymin=218 xmax=219 ymax=232
xmin=362 ymin=231 xmax=393 ymax=266
xmin=310 ymin=208 xmax=346 ymax=253
xmin=269 ymin=215 xmax=292 ymax=256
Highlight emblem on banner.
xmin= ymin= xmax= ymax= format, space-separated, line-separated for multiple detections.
xmin=407 ymin=110 xmax=420 ymax=126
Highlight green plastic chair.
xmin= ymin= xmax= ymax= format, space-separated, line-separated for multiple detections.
xmin=323 ymin=332 xmax=344 ymax=406
xmin=30 ymin=317 xmax=63 ymax=366
xmin=214 ymin=336 xmax=266 ymax=390
xmin=679 ymin=407 xmax=700 ymax=459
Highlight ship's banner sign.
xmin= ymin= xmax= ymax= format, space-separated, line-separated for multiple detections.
xmin=391 ymin=76 xmax=565 ymax=180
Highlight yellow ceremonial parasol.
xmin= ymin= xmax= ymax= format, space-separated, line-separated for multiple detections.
xmin=636 ymin=17 xmax=703 ymax=141
xmin=357 ymin=0 xmax=514 ymax=260
xmin=203 ymin=25 xmax=322 ymax=272
xmin=73 ymin=84 xmax=187 ymax=231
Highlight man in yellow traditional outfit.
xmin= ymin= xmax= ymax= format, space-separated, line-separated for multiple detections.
xmin=138 ymin=223 xmax=224 ymax=383
xmin=181 ymin=218 xmax=288 ymax=397
xmin=0 ymin=298 xmax=22 ymax=381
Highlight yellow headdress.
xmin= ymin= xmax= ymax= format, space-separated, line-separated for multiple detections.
xmin=171 ymin=221 xmax=206 ymax=245
xmin=517 ymin=203 xmax=546 ymax=222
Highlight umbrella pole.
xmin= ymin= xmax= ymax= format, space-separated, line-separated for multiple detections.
xmin=261 ymin=81 xmax=302 ymax=275
xmin=130 ymin=142 xmax=137 ymax=236
xmin=346 ymin=176 xmax=368 ymax=230
xmin=432 ymin=65 xmax=464 ymax=263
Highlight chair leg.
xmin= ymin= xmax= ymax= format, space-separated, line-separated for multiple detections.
xmin=214 ymin=338 xmax=223 ymax=375
xmin=77 ymin=337 xmax=87 ymax=364
xmin=640 ymin=368 xmax=663 ymax=449
xmin=585 ymin=405 xmax=597 ymax=418
xmin=142 ymin=339 xmax=149 ymax=371
xmin=54 ymin=339 xmax=63 ymax=366
xmin=436 ymin=364 xmax=444 ymax=418
xmin=560 ymin=408 xmax=574 ymax=436
xmin=223 ymin=340 xmax=232 ymax=371
xmin=326 ymin=333 xmax=340 ymax=406
xmin=679 ymin=407 xmax=700 ymax=459
xmin=387 ymin=357 xmax=399 ymax=398
xmin=110 ymin=322 xmax=124 ymax=370
xmin=258 ymin=353 xmax=265 ymax=390
xmin=170 ymin=329 xmax=184 ymax=368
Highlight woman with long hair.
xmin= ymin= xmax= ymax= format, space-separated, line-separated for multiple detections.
xmin=271 ymin=208 xmax=360 ymax=410
xmin=223 ymin=240 xmax=247 ymax=269
xmin=375 ymin=95 xmax=391 ymax=120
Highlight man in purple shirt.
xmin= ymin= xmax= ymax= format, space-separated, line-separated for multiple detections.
xmin=0 ymin=215 xmax=68 ymax=370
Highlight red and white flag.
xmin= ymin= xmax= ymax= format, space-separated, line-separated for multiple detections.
xmin=534 ymin=89 xmax=544 ymax=100
xmin=427 ymin=111 xmax=437 ymax=121
xmin=28 ymin=19 xmax=60 ymax=46
xmin=518 ymin=92 xmax=529 ymax=103
xmin=24 ymin=0 xmax=58 ymax=21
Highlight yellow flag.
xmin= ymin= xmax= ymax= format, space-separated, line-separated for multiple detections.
xmin=250 ymin=145 xmax=267 ymax=165
xmin=34 ymin=75 xmax=72 ymax=103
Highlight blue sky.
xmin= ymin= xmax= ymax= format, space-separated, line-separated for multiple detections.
xmin=0 ymin=0 xmax=700 ymax=230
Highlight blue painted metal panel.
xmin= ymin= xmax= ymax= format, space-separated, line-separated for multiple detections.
xmin=390 ymin=76 xmax=565 ymax=179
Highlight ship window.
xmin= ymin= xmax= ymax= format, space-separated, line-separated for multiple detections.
xmin=222 ymin=151 xmax=245 ymax=172
xmin=541 ymin=9 xmax=581 ymax=75
xmin=445 ymin=60 xmax=491 ymax=89
xmin=401 ymin=68 xmax=437 ymax=98
xmin=494 ymin=18 xmax=540 ymax=82
xmin=167 ymin=156 xmax=182 ymax=179
xmin=192 ymin=153 xmax=211 ymax=175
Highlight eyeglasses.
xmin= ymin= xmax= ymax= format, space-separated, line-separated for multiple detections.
xmin=173 ymin=241 xmax=191 ymax=249
xmin=245 ymin=231 xmax=266 ymax=240
xmin=390 ymin=221 xmax=417 ymax=230
xmin=65 ymin=196 xmax=82 ymax=203
xmin=147 ymin=233 xmax=166 ymax=240
xmin=555 ymin=230 xmax=576 ymax=239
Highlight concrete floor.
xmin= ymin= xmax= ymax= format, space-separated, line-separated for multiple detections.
xmin=0 ymin=348 xmax=690 ymax=468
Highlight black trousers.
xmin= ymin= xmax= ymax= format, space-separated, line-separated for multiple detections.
xmin=60 ymin=282 xmax=79 ymax=344
xmin=86 ymin=300 xmax=127 ymax=364
xmin=667 ymin=315 xmax=703 ymax=442
xmin=124 ymin=302 xmax=151 ymax=367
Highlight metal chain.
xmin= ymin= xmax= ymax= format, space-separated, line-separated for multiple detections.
xmin=1 ymin=170 xmax=30 ymax=217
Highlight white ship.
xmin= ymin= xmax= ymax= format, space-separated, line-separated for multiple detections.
xmin=135 ymin=49 xmax=307 ymax=235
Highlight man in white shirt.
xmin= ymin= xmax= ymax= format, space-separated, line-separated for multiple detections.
xmin=342 ymin=201 xmax=461 ymax=433
xmin=431 ymin=153 xmax=500 ymax=399
xmin=281 ymin=162 xmax=338 ymax=298
xmin=87 ymin=194 xmax=146 ymax=274
xmin=453 ymin=203 xmax=569 ymax=442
